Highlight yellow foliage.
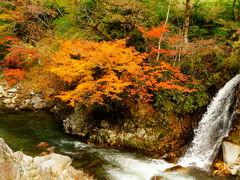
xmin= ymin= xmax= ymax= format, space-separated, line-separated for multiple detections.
xmin=51 ymin=39 xmax=194 ymax=106
xmin=51 ymin=39 xmax=147 ymax=105
xmin=0 ymin=14 xmax=15 ymax=21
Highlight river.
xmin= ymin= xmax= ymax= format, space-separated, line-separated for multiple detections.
xmin=0 ymin=110 xmax=232 ymax=180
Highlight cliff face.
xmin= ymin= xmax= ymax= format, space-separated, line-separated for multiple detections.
xmin=0 ymin=138 xmax=93 ymax=180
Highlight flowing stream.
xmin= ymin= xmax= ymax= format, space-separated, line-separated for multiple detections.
xmin=179 ymin=75 xmax=240 ymax=169
xmin=0 ymin=111 xmax=221 ymax=180
xmin=0 ymin=75 xmax=239 ymax=180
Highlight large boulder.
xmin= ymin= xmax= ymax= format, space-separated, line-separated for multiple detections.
xmin=0 ymin=138 xmax=93 ymax=180
xmin=222 ymin=141 xmax=240 ymax=164
xmin=222 ymin=141 xmax=240 ymax=176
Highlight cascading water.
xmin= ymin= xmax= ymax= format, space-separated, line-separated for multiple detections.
xmin=179 ymin=74 xmax=240 ymax=169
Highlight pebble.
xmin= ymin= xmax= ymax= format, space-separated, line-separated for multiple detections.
xmin=2 ymin=91 xmax=8 ymax=97
xmin=6 ymin=104 xmax=16 ymax=109
xmin=7 ymin=88 xmax=17 ymax=93
xmin=3 ymin=99 xmax=12 ymax=104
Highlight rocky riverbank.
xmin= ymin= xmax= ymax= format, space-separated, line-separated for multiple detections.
xmin=61 ymin=103 xmax=191 ymax=160
xmin=0 ymin=85 xmax=55 ymax=111
xmin=0 ymin=138 xmax=93 ymax=180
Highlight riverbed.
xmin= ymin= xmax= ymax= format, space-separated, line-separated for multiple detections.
xmin=0 ymin=110 xmax=230 ymax=180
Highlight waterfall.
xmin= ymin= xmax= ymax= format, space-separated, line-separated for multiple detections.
xmin=179 ymin=75 xmax=240 ymax=169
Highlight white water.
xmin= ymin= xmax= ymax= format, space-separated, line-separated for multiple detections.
xmin=87 ymin=148 xmax=200 ymax=180
xmin=62 ymin=76 xmax=240 ymax=180
xmin=179 ymin=74 xmax=240 ymax=169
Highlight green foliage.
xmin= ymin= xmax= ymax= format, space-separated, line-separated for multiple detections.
xmin=52 ymin=15 xmax=101 ymax=40
xmin=154 ymin=87 xmax=209 ymax=114
xmin=189 ymin=25 xmax=208 ymax=38
xmin=224 ymin=33 xmax=240 ymax=74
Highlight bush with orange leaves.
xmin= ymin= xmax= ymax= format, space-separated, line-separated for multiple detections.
xmin=50 ymin=39 xmax=195 ymax=106
xmin=1 ymin=42 xmax=38 ymax=85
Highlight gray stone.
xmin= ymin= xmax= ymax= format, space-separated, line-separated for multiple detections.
xmin=11 ymin=94 xmax=19 ymax=103
xmin=3 ymin=98 xmax=12 ymax=104
xmin=31 ymin=96 xmax=42 ymax=104
xmin=228 ymin=164 xmax=240 ymax=175
xmin=7 ymin=88 xmax=17 ymax=93
xmin=0 ymin=138 xmax=92 ymax=180
xmin=11 ymin=99 xmax=16 ymax=104
xmin=30 ymin=91 xmax=35 ymax=95
xmin=222 ymin=141 xmax=240 ymax=164
xmin=19 ymin=102 xmax=32 ymax=110
xmin=33 ymin=102 xmax=47 ymax=110
xmin=6 ymin=104 xmax=17 ymax=109
xmin=25 ymin=99 xmax=31 ymax=104
xmin=0 ymin=85 xmax=4 ymax=92
xmin=2 ymin=91 xmax=8 ymax=98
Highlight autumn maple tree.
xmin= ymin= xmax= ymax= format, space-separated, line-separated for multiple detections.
xmin=138 ymin=23 xmax=181 ymax=64
xmin=50 ymin=39 xmax=195 ymax=106
xmin=1 ymin=37 xmax=38 ymax=85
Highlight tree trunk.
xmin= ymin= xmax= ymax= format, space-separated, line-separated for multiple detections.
xmin=183 ymin=0 xmax=191 ymax=43
xmin=156 ymin=0 xmax=172 ymax=64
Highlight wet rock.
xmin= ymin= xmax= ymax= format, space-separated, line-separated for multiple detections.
xmin=150 ymin=176 xmax=163 ymax=180
xmin=164 ymin=165 xmax=188 ymax=172
xmin=36 ymin=142 xmax=50 ymax=149
xmin=39 ymin=152 xmax=49 ymax=156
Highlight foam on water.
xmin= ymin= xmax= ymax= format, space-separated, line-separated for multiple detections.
xmin=88 ymin=148 xmax=201 ymax=180
xmin=60 ymin=139 xmax=88 ymax=148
